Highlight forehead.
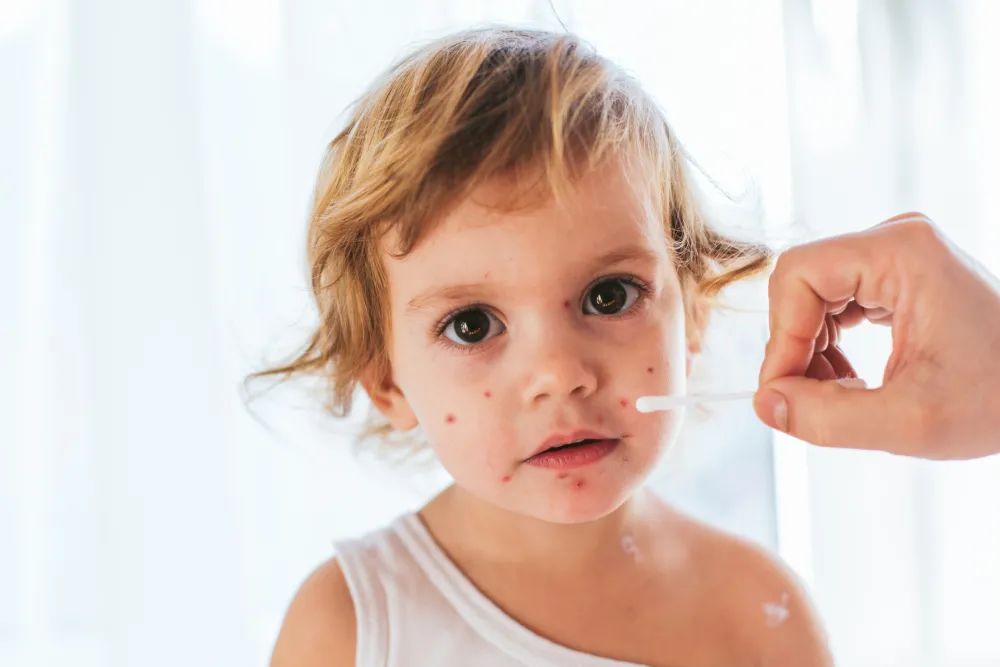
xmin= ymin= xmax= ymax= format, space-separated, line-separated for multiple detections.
xmin=384 ymin=159 xmax=668 ymax=299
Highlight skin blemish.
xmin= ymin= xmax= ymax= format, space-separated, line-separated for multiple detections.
xmin=557 ymin=472 xmax=569 ymax=479
xmin=596 ymin=415 xmax=604 ymax=425
xmin=562 ymin=299 xmax=570 ymax=308
xmin=500 ymin=475 xmax=511 ymax=483
xmin=573 ymin=479 xmax=585 ymax=490
xmin=619 ymin=398 xmax=628 ymax=408
xmin=762 ymin=592 xmax=791 ymax=628
xmin=646 ymin=366 xmax=654 ymax=373
xmin=483 ymin=390 xmax=492 ymax=398
xmin=445 ymin=413 xmax=456 ymax=424
xmin=620 ymin=534 xmax=641 ymax=561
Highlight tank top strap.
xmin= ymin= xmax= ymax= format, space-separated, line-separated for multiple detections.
xmin=334 ymin=532 xmax=390 ymax=666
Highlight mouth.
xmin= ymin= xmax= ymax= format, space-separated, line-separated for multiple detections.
xmin=524 ymin=431 xmax=621 ymax=469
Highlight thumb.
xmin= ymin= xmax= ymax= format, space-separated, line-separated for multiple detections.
xmin=754 ymin=377 xmax=901 ymax=451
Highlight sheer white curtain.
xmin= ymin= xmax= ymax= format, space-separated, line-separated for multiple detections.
xmin=12 ymin=1 xmax=994 ymax=666
xmin=777 ymin=1 xmax=1000 ymax=665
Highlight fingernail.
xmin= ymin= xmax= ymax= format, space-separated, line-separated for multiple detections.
xmin=836 ymin=377 xmax=868 ymax=389
xmin=773 ymin=394 xmax=788 ymax=432
xmin=759 ymin=389 xmax=788 ymax=432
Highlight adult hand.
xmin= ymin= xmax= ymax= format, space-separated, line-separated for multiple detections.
xmin=753 ymin=212 xmax=1000 ymax=460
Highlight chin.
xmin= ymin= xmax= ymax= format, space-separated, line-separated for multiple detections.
xmin=526 ymin=476 xmax=639 ymax=524
xmin=506 ymin=443 xmax=662 ymax=524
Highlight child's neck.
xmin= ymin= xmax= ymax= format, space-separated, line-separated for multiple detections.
xmin=418 ymin=483 xmax=664 ymax=575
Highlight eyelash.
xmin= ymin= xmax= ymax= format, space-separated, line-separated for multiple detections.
xmin=432 ymin=275 xmax=653 ymax=355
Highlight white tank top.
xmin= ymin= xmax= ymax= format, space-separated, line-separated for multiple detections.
xmin=333 ymin=512 xmax=648 ymax=667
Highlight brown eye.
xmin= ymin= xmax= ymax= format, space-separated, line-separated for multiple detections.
xmin=443 ymin=308 xmax=501 ymax=345
xmin=585 ymin=278 xmax=638 ymax=315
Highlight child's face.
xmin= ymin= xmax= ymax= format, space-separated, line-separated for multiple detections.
xmin=368 ymin=157 xmax=690 ymax=523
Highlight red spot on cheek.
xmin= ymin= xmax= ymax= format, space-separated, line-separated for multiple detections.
xmin=445 ymin=414 xmax=456 ymax=423
xmin=574 ymin=479 xmax=586 ymax=490
xmin=596 ymin=415 xmax=604 ymax=425
xmin=501 ymin=475 xmax=511 ymax=483
xmin=557 ymin=472 xmax=569 ymax=479
xmin=619 ymin=398 xmax=628 ymax=408
xmin=483 ymin=390 xmax=491 ymax=398
xmin=646 ymin=367 xmax=654 ymax=373
xmin=563 ymin=300 xmax=570 ymax=308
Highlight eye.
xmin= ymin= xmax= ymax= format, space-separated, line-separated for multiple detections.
xmin=440 ymin=308 xmax=504 ymax=346
xmin=583 ymin=277 xmax=643 ymax=315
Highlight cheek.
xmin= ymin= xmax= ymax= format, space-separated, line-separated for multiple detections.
xmin=614 ymin=308 xmax=686 ymax=385
xmin=399 ymin=346 xmax=483 ymax=425
xmin=417 ymin=393 xmax=507 ymax=477
xmin=429 ymin=433 xmax=518 ymax=500
xmin=397 ymin=350 xmax=506 ymax=464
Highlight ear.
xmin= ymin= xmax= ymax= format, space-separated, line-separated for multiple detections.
xmin=683 ymin=284 xmax=708 ymax=378
xmin=359 ymin=363 xmax=418 ymax=431
xmin=686 ymin=337 xmax=700 ymax=377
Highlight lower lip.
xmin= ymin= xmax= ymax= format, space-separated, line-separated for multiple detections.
xmin=525 ymin=439 xmax=619 ymax=469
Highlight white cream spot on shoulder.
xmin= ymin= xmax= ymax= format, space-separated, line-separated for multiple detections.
xmin=762 ymin=592 xmax=790 ymax=628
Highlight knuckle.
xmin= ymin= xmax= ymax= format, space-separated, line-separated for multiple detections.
xmin=897 ymin=216 xmax=943 ymax=248
xmin=774 ymin=244 xmax=803 ymax=271
xmin=770 ymin=246 xmax=802 ymax=286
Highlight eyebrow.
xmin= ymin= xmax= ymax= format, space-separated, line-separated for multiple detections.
xmin=404 ymin=243 xmax=659 ymax=313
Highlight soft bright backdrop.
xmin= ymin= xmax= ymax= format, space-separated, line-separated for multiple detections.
xmin=3 ymin=1 xmax=998 ymax=665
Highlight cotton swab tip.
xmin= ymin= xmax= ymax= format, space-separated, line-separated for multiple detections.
xmin=635 ymin=395 xmax=682 ymax=413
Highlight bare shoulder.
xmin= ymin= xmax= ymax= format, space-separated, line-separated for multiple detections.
xmin=670 ymin=510 xmax=834 ymax=666
xmin=270 ymin=557 xmax=356 ymax=667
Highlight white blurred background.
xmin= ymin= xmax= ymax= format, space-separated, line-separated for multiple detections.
xmin=2 ymin=0 xmax=999 ymax=665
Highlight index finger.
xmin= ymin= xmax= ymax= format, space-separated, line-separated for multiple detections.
xmin=760 ymin=229 xmax=898 ymax=385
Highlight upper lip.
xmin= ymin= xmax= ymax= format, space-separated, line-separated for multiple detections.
xmin=525 ymin=429 xmax=618 ymax=460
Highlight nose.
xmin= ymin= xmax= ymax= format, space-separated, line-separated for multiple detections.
xmin=520 ymin=331 xmax=599 ymax=405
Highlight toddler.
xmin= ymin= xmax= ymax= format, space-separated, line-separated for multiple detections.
xmin=261 ymin=27 xmax=832 ymax=667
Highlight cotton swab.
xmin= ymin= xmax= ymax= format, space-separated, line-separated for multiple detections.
xmin=635 ymin=390 xmax=756 ymax=413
